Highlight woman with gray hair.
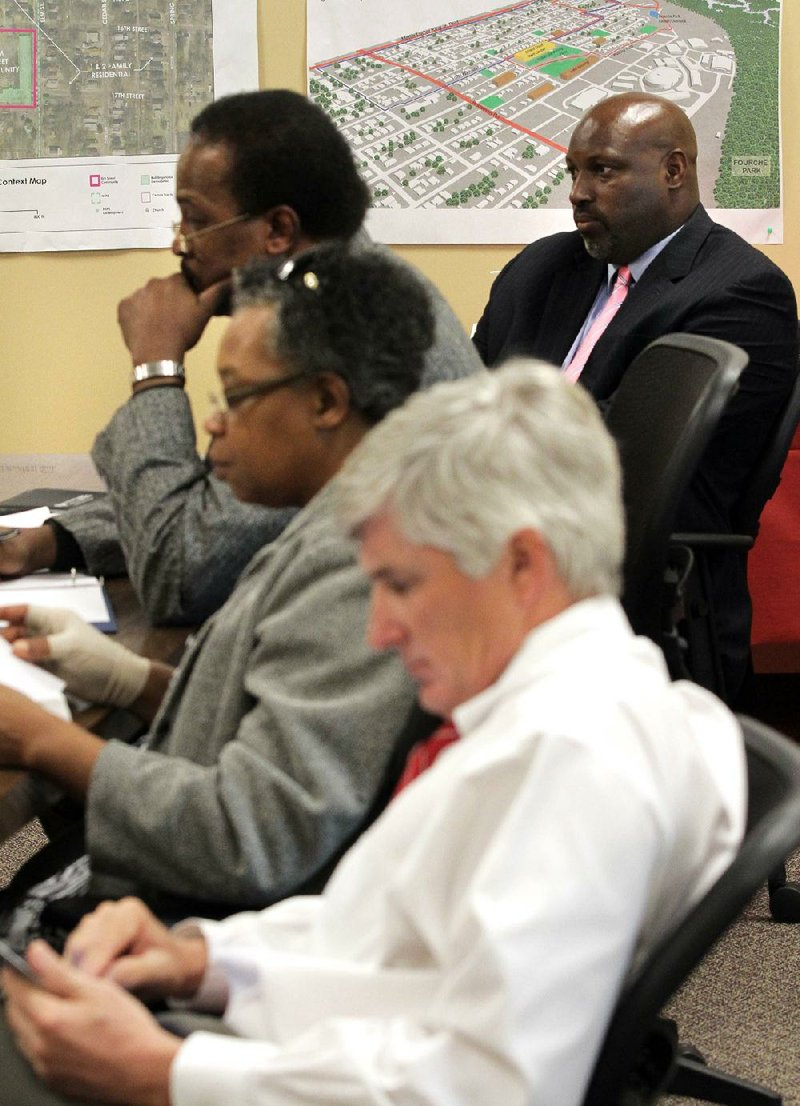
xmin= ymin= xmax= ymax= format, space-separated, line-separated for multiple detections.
xmin=2 ymin=360 xmax=744 ymax=1106
xmin=0 ymin=242 xmax=435 ymax=952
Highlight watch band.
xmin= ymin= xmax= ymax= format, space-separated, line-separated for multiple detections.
xmin=131 ymin=360 xmax=185 ymax=385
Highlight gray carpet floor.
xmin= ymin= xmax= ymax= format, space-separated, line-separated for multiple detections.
xmin=663 ymin=852 xmax=800 ymax=1105
xmin=0 ymin=819 xmax=47 ymax=889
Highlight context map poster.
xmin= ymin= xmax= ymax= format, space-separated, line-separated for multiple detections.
xmin=0 ymin=0 xmax=257 ymax=252
xmin=308 ymin=0 xmax=783 ymax=244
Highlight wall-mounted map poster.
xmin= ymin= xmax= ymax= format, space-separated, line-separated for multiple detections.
xmin=308 ymin=0 xmax=783 ymax=244
xmin=0 ymin=0 xmax=257 ymax=251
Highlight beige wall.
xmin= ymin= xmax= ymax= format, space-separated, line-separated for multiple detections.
xmin=2 ymin=0 xmax=798 ymax=455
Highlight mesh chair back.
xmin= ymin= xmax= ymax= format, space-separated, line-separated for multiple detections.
xmin=605 ymin=333 xmax=746 ymax=643
xmin=582 ymin=716 xmax=800 ymax=1106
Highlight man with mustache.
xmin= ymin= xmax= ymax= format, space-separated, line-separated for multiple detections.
xmin=0 ymin=90 xmax=480 ymax=626
xmin=473 ymin=92 xmax=798 ymax=704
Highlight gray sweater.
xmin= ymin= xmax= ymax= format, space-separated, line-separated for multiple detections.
xmin=85 ymin=482 xmax=419 ymax=909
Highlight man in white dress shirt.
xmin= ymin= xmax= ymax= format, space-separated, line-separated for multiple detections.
xmin=1 ymin=361 xmax=746 ymax=1106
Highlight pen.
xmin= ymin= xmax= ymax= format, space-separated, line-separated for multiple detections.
xmin=0 ymin=528 xmax=20 ymax=543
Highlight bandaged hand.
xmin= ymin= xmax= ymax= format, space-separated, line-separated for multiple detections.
xmin=2 ymin=604 xmax=151 ymax=708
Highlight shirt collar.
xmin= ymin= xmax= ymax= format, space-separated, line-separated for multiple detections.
xmin=607 ymin=223 xmax=685 ymax=287
xmin=453 ymin=595 xmax=638 ymax=737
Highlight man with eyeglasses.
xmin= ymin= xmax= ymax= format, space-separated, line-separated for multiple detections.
xmin=0 ymin=90 xmax=481 ymax=625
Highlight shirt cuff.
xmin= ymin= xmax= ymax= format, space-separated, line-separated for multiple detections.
xmin=171 ymin=1031 xmax=278 ymax=1106
xmin=168 ymin=919 xmax=230 ymax=1013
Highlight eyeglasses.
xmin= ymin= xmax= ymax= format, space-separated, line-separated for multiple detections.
xmin=209 ymin=370 xmax=310 ymax=418
xmin=172 ymin=212 xmax=253 ymax=256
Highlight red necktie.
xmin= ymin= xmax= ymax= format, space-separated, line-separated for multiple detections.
xmin=392 ymin=720 xmax=460 ymax=797
xmin=564 ymin=265 xmax=632 ymax=383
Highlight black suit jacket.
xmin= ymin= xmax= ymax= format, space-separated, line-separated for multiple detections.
xmin=473 ymin=205 xmax=799 ymax=695
xmin=474 ymin=205 xmax=798 ymax=532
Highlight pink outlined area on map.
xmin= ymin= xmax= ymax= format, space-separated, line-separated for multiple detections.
xmin=0 ymin=28 xmax=37 ymax=109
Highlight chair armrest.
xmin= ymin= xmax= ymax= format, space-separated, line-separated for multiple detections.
xmin=670 ymin=532 xmax=754 ymax=551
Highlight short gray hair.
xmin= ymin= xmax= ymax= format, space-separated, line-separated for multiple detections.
xmin=335 ymin=359 xmax=625 ymax=598
xmin=232 ymin=244 xmax=435 ymax=424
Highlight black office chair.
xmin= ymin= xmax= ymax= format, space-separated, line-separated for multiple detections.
xmin=604 ymin=333 xmax=747 ymax=660
xmin=582 ymin=715 xmax=800 ymax=1106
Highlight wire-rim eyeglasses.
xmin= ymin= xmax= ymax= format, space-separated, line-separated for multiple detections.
xmin=172 ymin=212 xmax=253 ymax=256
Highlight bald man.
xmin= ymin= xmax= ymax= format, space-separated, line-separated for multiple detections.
xmin=474 ymin=92 xmax=798 ymax=703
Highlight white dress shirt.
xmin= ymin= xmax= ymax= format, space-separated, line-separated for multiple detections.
xmin=171 ymin=596 xmax=746 ymax=1106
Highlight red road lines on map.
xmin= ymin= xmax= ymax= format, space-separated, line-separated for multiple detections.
xmin=363 ymin=51 xmax=568 ymax=153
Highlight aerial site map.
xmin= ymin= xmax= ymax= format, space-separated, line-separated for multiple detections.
xmin=308 ymin=0 xmax=782 ymax=241
xmin=0 ymin=0 xmax=255 ymax=250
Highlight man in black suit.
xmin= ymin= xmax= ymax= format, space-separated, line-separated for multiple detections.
xmin=473 ymin=92 xmax=798 ymax=703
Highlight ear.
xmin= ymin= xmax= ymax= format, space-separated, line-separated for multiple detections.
xmin=663 ymin=148 xmax=688 ymax=190
xmin=506 ymin=528 xmax=553 ymax=602
xmin=310 ymin=372 xmax=352 ymax=430
xmin=258 ymin=205 xmax=303 ymax=256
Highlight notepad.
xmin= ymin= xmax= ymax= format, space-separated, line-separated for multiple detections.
xmin=0 ymin=573 xmax=117 ymax=632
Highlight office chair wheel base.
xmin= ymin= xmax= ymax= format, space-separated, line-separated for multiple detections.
xmin=679 ymin=1042 xmax=706 ymax=1064
xmin=769 ymin=880 xmax=800 ymax=922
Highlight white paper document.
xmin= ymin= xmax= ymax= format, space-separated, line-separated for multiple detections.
xmin=0 ymin=637 xmax=70 ymax=721
xmin=0 ymin=507 xmax=53 ymax=529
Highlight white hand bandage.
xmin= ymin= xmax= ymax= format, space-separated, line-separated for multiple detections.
xmin=21 ymin=605 xmax=151 ymax=708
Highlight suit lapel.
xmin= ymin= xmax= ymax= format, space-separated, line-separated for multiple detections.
xmin=537 ymin=239 xmax=605 ymax=365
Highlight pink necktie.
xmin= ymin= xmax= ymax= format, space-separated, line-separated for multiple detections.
xmin=564 ymin=265 xmax=632 ymax=383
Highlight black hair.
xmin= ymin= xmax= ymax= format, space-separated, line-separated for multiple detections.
xmin=191 ymin=90 xmax=370 ymax=239
xmin=233 ymin=244 xmax=435 ymax=424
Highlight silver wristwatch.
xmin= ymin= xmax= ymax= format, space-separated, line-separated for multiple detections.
xmin=131 ymin=360 xmax=185 ymax=385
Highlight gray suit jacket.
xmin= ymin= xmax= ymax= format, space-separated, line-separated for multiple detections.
xmin=85 ymin=482 xmax=419 ymax=910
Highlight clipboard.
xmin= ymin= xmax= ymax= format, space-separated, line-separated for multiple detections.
xmin=0 ymin=572 xmax=118 ymax=633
